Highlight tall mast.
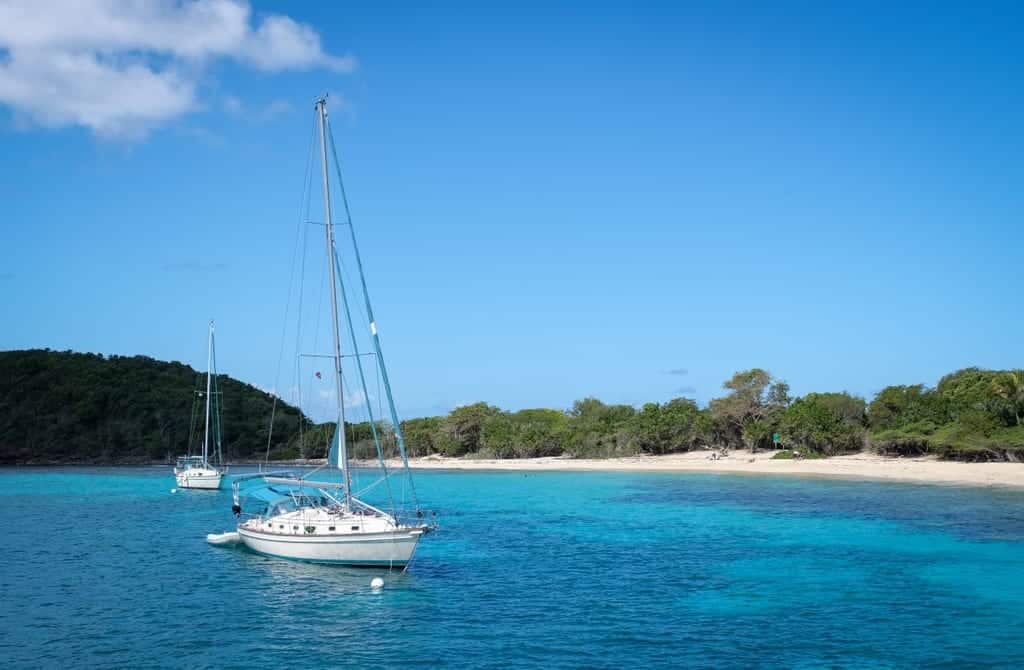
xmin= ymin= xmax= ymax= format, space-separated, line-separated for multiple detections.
xmin=203 ymin=320 xmax=213 ymax=464
xmin=316 ymin=97 xmax=350 ymax=504
xmin=211 ymin=326 xmax=221 ymax=467
xmin=325 ymin=120 xmax=421 ymax=512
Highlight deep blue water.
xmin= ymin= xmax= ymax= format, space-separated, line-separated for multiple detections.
xmin=2 ymin=467 xmax=1023 ymax=669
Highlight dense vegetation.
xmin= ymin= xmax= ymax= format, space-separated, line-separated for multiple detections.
xmin=2 ymin=350 xmax=1022 ymax=463
xmin=0 ymin=349 xmax=309 ymax=464
xmin=868 ymin=368 xmax=1024 ymax=461
xmin=387 ymin=367 xmax=1024 ymax=463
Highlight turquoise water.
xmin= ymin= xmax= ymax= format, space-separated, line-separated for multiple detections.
xmin=2 ymin=468 xmax=1023 ymax=668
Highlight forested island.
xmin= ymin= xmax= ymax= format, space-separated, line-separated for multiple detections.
xmin=1 ymin=349 xmax=1022 ymax=464
xmin=0 ymin=349 xmax=305 ymax=464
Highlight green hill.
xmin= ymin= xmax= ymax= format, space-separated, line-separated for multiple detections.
xmin=0 ymin=349 xmax=309 ymax=464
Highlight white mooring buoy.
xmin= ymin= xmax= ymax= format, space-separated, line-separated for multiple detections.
xmin=170 ymin=488 xmax=177 ymax=493
xmin=370 ymin=577 xmax=384 ymax=591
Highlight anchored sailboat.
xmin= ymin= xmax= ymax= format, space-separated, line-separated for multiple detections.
xmin=231 ymin=96 xmax=434 ymax=567
xmin=174 ymin=321 xmax=226 ymax=490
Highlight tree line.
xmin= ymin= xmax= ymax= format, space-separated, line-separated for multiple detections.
xmin=1 ymin=349 xmax=1021 ymax=464
xmin=371 ymin=367 xmax=1022 ymax=462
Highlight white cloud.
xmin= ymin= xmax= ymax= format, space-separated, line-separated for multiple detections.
xmin=0 ymin=49 xmax=195 ymax=139
xmin=220 ymin=96 xmax=291 ymax=122
xmin=241 ymin=15 xmax=356 ymax=72
xmin=0 ymin=0 xmax=353 ymax=138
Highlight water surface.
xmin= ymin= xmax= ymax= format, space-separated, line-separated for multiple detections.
xmin=2 ymin=467 xmax=1022 ymax=668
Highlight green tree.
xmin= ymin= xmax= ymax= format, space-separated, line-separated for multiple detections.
xmin=565 ymin=397 xmax=637 ymax=458
xmin=708 ymin=369 xmax=790 ymax=451
xmin=780 ymin=392 xmax=866 ymax=455
xmin=508 ymin=408 xmax=567 ymax=458
xmin=480 ymin=412 xmax=516 ymax=458
xmin=400 ymin=416 xmax=444 ymax=457
xmin=632 ymin=398 xmax=701 ymax=454
xmin=991 ymin=370 xmax=1024 ymax=426
xmin=440 ymin=402 xmax=502 ymax=456
xmin=867 ymin=384 xmax=947 ymax=432
xmin=479 ymin=409 xmax=570 ymax=459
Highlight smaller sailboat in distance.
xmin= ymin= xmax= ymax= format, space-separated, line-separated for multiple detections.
xmin=230 ymin=96 xmax=435 ymax=567
xmin=175 ymin=321 xmax=227 ymax=490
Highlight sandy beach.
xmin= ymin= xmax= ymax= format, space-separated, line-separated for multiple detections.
xmin=374 ymin=451 xmax=1024 ymax=489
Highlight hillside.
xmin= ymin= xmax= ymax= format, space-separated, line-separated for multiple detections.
xmin=0 ymin=349 xmax=309 ymax=464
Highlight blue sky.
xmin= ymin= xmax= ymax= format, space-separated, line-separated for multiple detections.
xmin=1 ymin=1 xmax=1021 ymax=419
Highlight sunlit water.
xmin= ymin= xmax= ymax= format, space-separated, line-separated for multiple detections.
xmin=2 ymin=467 xmax=1023 ymax=668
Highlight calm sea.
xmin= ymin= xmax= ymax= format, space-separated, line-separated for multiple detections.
xmin=2 ymin=467 xmax=1023 ymax=669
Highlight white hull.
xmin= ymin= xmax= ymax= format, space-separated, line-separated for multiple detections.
xmin=175 ymin=471 xmax=223 ymax=489
xmin=237 ymin=525 xmax=424 ymax=566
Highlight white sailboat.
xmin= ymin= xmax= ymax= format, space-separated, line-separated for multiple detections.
xmin=231 ymin=96 xmax=435 ymax=567
xmin=174 ymin=321 xmax=226 ymax=490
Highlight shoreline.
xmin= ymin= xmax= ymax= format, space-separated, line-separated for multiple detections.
xmin=4 ymin=452 xmax=1022 ymax=489
xmin=382 ymin=451 xmax=1024 ymax=489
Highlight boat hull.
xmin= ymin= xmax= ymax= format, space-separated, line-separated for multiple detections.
xmin=175 ymin=472 xmax=223 ymax=489
xmin=237 ymin=526 xmax=423 ymax=566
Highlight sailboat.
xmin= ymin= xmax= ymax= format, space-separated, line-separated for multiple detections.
xmin=231 ymin=96 xmax=435 ymax=567
xmin=174 ymin=321 xmax=226 ymax=490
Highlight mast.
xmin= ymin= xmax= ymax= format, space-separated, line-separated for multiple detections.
xmin=325 ymin=121 xmax=421 ymax=512
xmin=211 ymin=326 xmax=222 ymax=467
xmin=203 ymin=320 xmax=213 ymax=464
xmin=316 ymin=97 xmax=351 ymax=505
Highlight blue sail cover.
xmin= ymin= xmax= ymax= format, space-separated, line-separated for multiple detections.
xmin=326 ymin=423 xmax=341 ymax=468
xmin=245 ymin=486 xmax=297 ymax=508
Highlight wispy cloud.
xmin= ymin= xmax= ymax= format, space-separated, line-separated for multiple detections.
xmin=222 ymin=95 xmax=293 ymax=123
xmin=676 ymin=385 xmax=697 ymax=396
xmin=0 ymin=1 xmax=355 ymax=138
xmin=666 ymin=368 xmax=689 ymax=376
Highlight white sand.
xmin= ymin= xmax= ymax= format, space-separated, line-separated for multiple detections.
xmin=373 ymin=451 xmax=1024 ymax=489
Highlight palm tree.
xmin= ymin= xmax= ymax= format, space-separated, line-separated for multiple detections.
xmin=991 ymin=370 xmax=1024 ymax=426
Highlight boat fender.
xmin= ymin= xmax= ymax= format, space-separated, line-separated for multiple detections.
xmin=232 ymin=503 xmax=241 ymax=516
